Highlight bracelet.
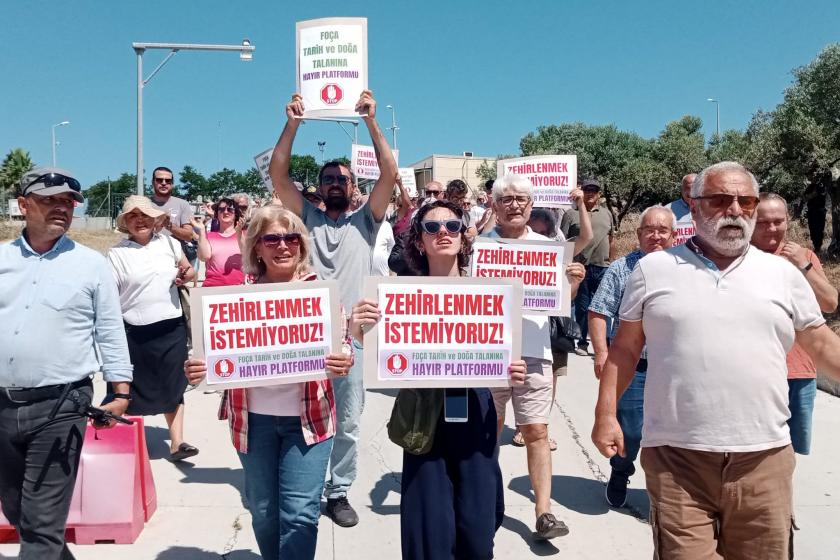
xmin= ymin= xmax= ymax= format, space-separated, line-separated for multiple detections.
xmin=800 ymin=262 xmax=813 ymax=275
xmin=112 ymin=393 xmax=132 ymax=401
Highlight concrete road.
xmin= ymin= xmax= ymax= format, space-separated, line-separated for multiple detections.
xmin=2 ymin=352 xmax=838 ymax=559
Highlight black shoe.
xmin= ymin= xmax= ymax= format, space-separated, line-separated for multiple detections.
xmin=326 ymin=496 xmax=359 ymax=527
xmin=605 ymin=469 xmax=630 ymax=507
xmin=534 ymin=512 xmax=569 ymax=540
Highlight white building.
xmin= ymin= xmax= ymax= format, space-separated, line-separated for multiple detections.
xmin=407 ymin=153 xmax=496 ymax=196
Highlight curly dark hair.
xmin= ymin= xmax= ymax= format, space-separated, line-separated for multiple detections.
xmin=213 ymin=197 xmax=243 ymax=224
xmin=405 ymin=200 xmax=473 ymax=276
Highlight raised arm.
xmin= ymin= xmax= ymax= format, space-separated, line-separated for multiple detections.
xmin=570 ymin=188 xmax=593 ymax=256
xmin=395 ymin=174 xmax=413 ymax=220
xmin=357 ymin=90 xmax=397 ymax=222
xmin=267 ymin=94 xmax=306 ymax=217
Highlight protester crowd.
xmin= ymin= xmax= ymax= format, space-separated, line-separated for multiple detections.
xmin=3 ymin=90 xmax=840 ymax=560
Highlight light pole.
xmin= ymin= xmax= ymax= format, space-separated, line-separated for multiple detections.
xmin=707 ymin=98 xmax=720 ymax=138
xmin=317 ymin=141 xmax=326 ymax=164
xmin=385 ymin=104 xmax=399 ymax=150
xmin=51 ymin=121 xmax=70 ymax=166
xmin=133 ymin=39 xmax=255 ymax=195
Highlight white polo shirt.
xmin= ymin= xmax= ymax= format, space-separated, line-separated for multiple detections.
xmin=619 ymin=243 xmax=824 ymax=452
xmin=107 ymin=234 xmax=183 ymax=326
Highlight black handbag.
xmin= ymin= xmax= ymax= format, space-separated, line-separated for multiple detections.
xmin=387 ymin=388 xmax=444 ymax=455
xmin=549 ymin=315 xmax=581 ymax=354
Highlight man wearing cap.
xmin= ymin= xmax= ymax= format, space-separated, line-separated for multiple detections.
xmin=269 ymin=90 xmax=396 ymax=527
xmin=0 ymin=168 xmax=133 ymax=559
xmin=560 ymin=179 xmax=616 ymax=355
xmin=592 ymin=161 xmax=840 ymax=559
xmin=303 ymin=185 xmax=325 ymax=210
xmin=665 ymin=173 xmax=697 ymax=245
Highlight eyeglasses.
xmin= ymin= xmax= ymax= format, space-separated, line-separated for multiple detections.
xmin=24 ymin=173 xmax=81 ymax=193
xmin=639 ymin=226 xmax=673 ymax=237
xmin=237 ymin=205 xmax=249 ymax=211
xmin=321 ymin=174 xmax=350 ymax=186
xmin=426 ymin=190 xmax=444 ymax=198
xmin=154 ymin=177 xmax=173 ymax=184
xmin=692 ymin=194 xmax=759 ymax=212
xmin=499 ymin=195 xmax=531 ymax=206
xmin=260 ymin=233 xmax=302 ymax=248
xmin=217 ymin=206 xmax=235 ymax=214
xmin=420 ymin=220 xmax=463 ymax=235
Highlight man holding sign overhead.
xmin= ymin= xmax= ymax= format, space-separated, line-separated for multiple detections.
xmin=268 ymin=88 xmax=396 ymax=528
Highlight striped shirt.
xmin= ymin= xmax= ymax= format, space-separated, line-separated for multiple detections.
xmin=217 ymin=273 xmax=353 ymax=453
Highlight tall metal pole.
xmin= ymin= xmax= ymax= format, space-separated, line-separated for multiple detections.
xmin=707 ymin=98 xmax=720 ymax=138
xmin=386 ymin=104 xmax=398 ymax=150
xmin=136 ymin=49 xmax=144 ymax=195
xmin=51 ymin=126 xmax=56 ymax=167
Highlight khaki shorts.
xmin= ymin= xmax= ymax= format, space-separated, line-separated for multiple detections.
xmin=641 ymin=444 xmax=795 ymax=560
xmin=490 ymin=358 xmax=552 ymax=426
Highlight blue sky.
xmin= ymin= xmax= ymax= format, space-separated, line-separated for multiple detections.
xmin=2 ymin=0 xmax=839 ymax=191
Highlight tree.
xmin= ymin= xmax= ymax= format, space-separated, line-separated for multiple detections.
xmin=289 ymin=155 xmax=321 ymax=187
xmin=476 ymin=159 xmax=497 ymax=182
xmin=83 ymin=173 xmax=137 ymax=217
xmin=706 ymin=130 xmax=751 ymax=165
xmin=651 ymin=116 xmax=708 ymax=197
xmin=0 ymin=148 xmax=34 ymax=198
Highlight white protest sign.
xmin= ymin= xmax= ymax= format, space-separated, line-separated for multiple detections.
xmin=497 ymin=155 xmax=577 ymax=208
xmin=472 ymin=238 xmax=573 ymax=316
xmin=351 ymin=143 xmax=399 ymax=181
xmin=398 ymin=168 xmax=417 ymax=197
xmin=253 ymin=148 xmax=273 ymax=192
xmin=296 ymin=17 xmax=368 ymax=119
xmin=189 ymin=281 xmax=342 ymax=390
xmin=673 ymin=214 xmax=695 ymax=246
xmin=363 ymin=277 xmax=523 ymax=389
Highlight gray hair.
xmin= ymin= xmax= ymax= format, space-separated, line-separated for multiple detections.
xmin=231 ymin=193 xmax=252 ymax=205
xmin=691 ymin=161 xmax=760 ymax=198
xmin=639 ymin=204 xmax=677 ymax=230
xmin=758 ymin=191 xmax=788 ymax=212
xmin=492 ymin=174 xmax=533 ymax=201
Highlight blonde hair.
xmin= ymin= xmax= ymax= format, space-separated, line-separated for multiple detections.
xmin=241 ymin=206 xmax=312 ymax=279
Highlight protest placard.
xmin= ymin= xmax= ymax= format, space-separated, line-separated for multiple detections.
xmin=398 ymin=168 xmax=417 ymax=197
xmin=253 ymin=148 xmax=273 ymax=192
xmin=363 ymin=277 xmax=523 ymax=389
xmin=472 ymin=238 xmax=573 ymax=316
xmin=497 ymin=155 xmax=577 ymax=208
xmin=352 ymin=143 xmax=399 ymax=180
xmin=673 ymin=215 xmax=695 ymax=245
xmin=296 ymin=17 xmax=368 ymax=119
xmin=189 ymin=281 xmax=342 ymax=390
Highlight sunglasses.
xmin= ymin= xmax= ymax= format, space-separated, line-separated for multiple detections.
xmin=420 ymin=220 xmax=463 ymax=235
xmin=321 ymin=175 xmax=350 ymax=186
xmin=692 ymin=194 xmax=759 ymax=212
xmin=237 ymin=205 xmax=249 ymax=211
xmin=426 ymin=190 xmax=444 ymax=198
xmin=217 ymin=206 xmax=235 ymax=214
xmin=260 ymin=233 xmax=302 ymax=248
xmin=154 ymin=177 xmax=173 ymax=184
xmin=25 ymin=173 xmax=81 ymax=193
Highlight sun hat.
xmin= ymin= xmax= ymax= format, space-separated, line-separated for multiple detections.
xmin=116 ymin=195 xmax=166 ymax=233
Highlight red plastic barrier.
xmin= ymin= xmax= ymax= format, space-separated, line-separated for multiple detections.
xmin=0 ymin=416 xmax=156 ymax=545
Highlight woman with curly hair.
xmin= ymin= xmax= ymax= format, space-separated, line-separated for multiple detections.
xmin=350 ymin=200 xmax=526 ymax=559
xmin=185 ymin=206 xmax=353 ymax=560
xmin=192 ymin=196 xmax=245 ymax=287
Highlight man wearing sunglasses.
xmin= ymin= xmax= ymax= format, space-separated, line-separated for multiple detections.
xmin=149 ymin=166 xmax=194 ymax=243
xmin=593 ymin=161 xmax=840 ymax=559
xmin=268 ymin=89 xmax=397 ymax=528
xmin=0 ymin=167 xmax=133 ymax=559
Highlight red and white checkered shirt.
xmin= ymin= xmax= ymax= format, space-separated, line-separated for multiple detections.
xmin=217 ymin=273 xmax=353 ymax=453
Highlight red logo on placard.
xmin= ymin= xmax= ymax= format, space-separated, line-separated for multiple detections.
xmin=214 ymin=358 xmax=235 ymax=378
xmin=386 ymin=353 xmax=408 ymax=375
xmin=321 ymin=84 xmax=343 ymax=105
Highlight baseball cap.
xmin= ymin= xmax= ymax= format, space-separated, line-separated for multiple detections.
xmin=20 ymin=167 xmax=84 ymax=203
xmin=303 ymin=185 xmax=323 ymax=201
xmin=581 ymin=178 xmax=601 ymax=191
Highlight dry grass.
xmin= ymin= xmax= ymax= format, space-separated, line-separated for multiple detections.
xmin=1 ymin=220 xmax=123 ymax=255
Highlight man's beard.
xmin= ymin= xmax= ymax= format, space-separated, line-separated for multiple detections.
xmin=324 ymin=193 xmax=350 ymax=212
xmin=695 ymin=213 xmax=756 ymax=257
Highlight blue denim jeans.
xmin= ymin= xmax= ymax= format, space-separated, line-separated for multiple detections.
xmin=787 ymin=378 xmax=816 ymax=455
xmin=238 ymin=413 xmax=333 ymax=560
xmin=574 ymin=264 xmax=608 ymax=348
xmin=610 ymin=371 xmax=646 ymax=477
xmin=324 ymin=343 xmax=365 ymax=499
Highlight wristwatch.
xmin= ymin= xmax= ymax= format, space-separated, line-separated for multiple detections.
xmin=800 ymin=262 xmax=813 ymax=275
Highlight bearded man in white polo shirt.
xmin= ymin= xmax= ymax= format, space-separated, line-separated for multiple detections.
xmin=591 ymin=161 xmax=840 ymax=559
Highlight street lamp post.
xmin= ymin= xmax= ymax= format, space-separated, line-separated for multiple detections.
xmin=133 ymin=39 xmax=255 ymax=195
xmin=51 ymin=121 xmax=70 ymax=166
xmin=385 ymin=104 xmax=399 ymax=150
xmin=707 ymin=98 xmax=720 ymax=138
xmin=317 ymin=141 xmax=326 ymax=164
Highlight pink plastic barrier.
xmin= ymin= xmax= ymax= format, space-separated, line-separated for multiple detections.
xmin=0 ymin=416 xmax=156 ymax=545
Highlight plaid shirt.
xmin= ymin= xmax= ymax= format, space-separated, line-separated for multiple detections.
xmin=218 ymin=273 xmax=354 ymax=453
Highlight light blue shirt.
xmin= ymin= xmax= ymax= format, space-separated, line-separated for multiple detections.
xmin=0 ymin=233 xmax=132 ymax=387
xmin=666 ymin=198 xmax=691 ymax=222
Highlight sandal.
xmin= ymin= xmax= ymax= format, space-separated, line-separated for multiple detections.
xmin=169 ymin=442 xmax=199 ymax=462
xmin=549 ymin=438 xmax=557 ymax=452
xmin=512 ymin=430 xmax=525 ymax=447
xmin=534 ymin=512 xmax=570 ymax=540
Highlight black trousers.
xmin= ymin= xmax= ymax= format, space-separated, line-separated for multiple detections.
xmin=400 ymin=388 xmax=504 ymax=560
xmin=0 ymin=384 xmax=91 ymax=560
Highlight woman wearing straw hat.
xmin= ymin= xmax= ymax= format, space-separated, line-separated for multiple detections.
xmin=108 ymin=195 xmax=200 ymax=462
